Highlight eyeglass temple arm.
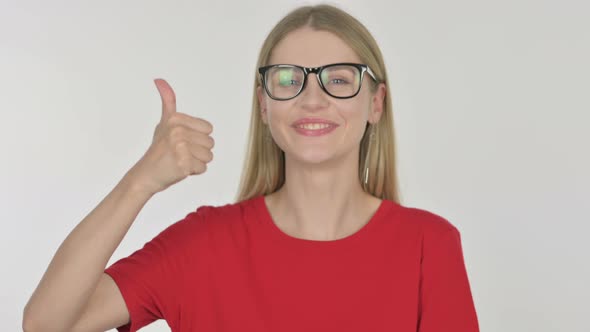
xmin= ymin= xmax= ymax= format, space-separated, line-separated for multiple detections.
xmin=366 ymin=66 xmax=378 ymax=81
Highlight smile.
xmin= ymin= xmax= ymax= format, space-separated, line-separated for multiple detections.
xmin=293 ymin=123 xmax=338 ymax=136
xmin=295 ymin=123 xmax=334 ymax=130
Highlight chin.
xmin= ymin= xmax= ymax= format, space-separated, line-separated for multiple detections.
xmin=286 ymin=148 xmax=344 ymax=166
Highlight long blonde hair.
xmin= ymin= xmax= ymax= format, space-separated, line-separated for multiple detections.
xmin=234 ymin=4 xmax=402 ymax=204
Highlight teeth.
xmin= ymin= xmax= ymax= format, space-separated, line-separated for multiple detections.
xmin=296 ymin=123 xmax=333 ymax=130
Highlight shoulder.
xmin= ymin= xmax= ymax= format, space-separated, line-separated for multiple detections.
xmin=386 ymin=200 xmax=460 ymax=238
xmin=191 ymin=196 xmax=256 ymax=221
xmin=382 ymin=202 xmax=465 ymax=262
xmin=176 ymin=196 xmax=258 ymax=231
xmin=152 ymin=199 xmax=249 ymax=250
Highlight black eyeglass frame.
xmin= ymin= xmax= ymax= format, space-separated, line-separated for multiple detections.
xmin=258 ymin=62 xmax=378 ymax=101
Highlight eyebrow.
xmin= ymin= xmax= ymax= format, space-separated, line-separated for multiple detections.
xmin=266 ymin=62 xmax=362 ymax=67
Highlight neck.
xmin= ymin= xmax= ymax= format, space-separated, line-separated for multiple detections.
xmin=266 ymin=151 xmax=377 ymax=241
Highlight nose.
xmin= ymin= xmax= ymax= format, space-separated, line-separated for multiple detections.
xmin=299 ymin=73 xmax=326 ymax=101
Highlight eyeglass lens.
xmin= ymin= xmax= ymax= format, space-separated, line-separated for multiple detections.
xmin=265 ymin=65 xmax=362 ymax=99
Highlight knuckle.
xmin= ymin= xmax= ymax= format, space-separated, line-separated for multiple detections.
xmin=168 ymin=112 xmax=181 ymax=123
xmin=178 ymin=158 xmax=192 ymax=176
xmin=175 ymin=140 xmax=188 ymax=151
xmin=176 ymin=156 xmax=186 ymax=171
xmin=163 ymin=114 xmax=177 ymax=128
xmin=170 ymin=126 xmax=185 ymax=140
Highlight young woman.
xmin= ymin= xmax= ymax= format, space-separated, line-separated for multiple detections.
xmin=23 ymin=4 xmax=479 ymax=332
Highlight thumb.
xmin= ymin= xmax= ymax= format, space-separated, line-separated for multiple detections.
xmin=154 ymin=78 xmax=177 ymax=121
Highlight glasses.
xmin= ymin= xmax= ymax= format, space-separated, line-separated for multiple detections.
xmin=258 ymin=62 xmax=378 ymax=101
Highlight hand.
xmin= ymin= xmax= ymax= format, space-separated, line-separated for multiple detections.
xmin=125 ymin=78 xmax=214 ymax=195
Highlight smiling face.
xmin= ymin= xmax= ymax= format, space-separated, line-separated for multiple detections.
xmin=257 ymin=26 xmax=385 ymax=166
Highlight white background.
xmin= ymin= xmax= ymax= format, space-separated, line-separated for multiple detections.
xmin=2 ymin=0 xmax=589 ymax=331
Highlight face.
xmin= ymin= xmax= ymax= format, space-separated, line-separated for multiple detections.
xmin=257 ymin=27 xmax=386 ymax=166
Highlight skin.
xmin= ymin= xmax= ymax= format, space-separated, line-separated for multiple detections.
xmin=257 ymin=26 xmax=388 ymax=241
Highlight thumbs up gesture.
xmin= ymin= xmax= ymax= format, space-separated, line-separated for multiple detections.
xmin=125 ymin=79 xmax=215 ymax=195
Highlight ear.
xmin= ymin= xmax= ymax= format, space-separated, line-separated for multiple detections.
xmin=257 ymin=85 xmax=268 ymax=125
xmin=369 ymin=83 xmax=386 ymax=124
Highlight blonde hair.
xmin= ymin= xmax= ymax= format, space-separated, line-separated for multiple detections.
xmin=234 ymin=4 xmax=402 ymax=204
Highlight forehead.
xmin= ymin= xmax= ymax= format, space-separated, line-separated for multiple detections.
xmin=269 ymin=27 xmax=362 ymax=67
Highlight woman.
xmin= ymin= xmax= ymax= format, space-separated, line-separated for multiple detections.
xmin=23 ymin=4 xmax=479 ymax=332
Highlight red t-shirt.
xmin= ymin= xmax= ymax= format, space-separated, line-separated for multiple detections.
xmin=104 ymin=194 xmax=479 ymax=332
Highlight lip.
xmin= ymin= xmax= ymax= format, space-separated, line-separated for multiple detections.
xmin=293 ymin=125 xmax=338 ymax=137
xmin=291 ymin=117 xmax=339 ymax=127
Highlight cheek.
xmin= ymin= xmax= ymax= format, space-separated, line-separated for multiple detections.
xmin=265 ymin=102 xmax=293 ymax=124
xmin=340 ymin=105 xmax=371 ymax=140
xmin=338 ymin=102 xmax=369 ymax=123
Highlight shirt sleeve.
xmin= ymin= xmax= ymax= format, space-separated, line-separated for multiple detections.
xmin=104 ymin=206 xmax=208 ymax=332
xmin=417 ymin=226 xmax=480 ymax=332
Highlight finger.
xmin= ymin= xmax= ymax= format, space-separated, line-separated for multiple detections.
xmin=176 ymin=143 xmax=206 ymax=176
xmin=172 ymin=127 xmax=214 ymax=150
xmin=188 ymin=145 xmax=214 ymax=164
xmin=187 ymin=131 xmax=215 ymax=150
xmin=190 ymin=160 xmax=207 ymax=175
xmin=168 ymin=112 xmax=214 ymax=135
xmin=154 ymin=78 xmax=177 ymax=121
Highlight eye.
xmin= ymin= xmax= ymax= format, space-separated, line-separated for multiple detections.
xmin=277 ymin=68 xmax=303 ymax=86
xmin=330 ymin=78 xmax=349 ymax=84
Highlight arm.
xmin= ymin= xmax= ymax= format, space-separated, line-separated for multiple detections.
xmin=417 ymin=227 xmax=480 ymax=332
xmin=22 ymin=172 xmax=154 ymax=332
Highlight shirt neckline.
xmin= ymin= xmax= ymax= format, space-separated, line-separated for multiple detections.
xmin=254 ymin=194 xmax=392 ymax=247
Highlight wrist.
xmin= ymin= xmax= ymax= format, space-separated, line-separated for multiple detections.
xmin=119 ymin=171 xmax=157 ymax=198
